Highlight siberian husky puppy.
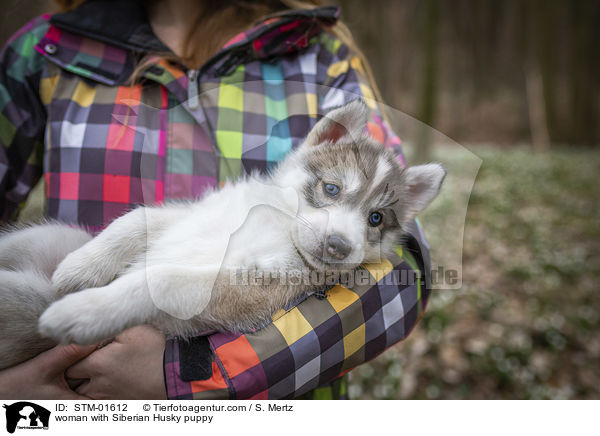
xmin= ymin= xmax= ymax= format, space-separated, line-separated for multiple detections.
xmin=0 ymin=100 xmax=445 ymax=369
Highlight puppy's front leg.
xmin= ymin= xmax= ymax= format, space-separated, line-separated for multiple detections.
xmin=39 ymin=269 xmax=159 ymax=345
xmin=52 ymin=206 xmax=186 ymax=296
xmin=39 ymin=264 xmax=220 ymax=344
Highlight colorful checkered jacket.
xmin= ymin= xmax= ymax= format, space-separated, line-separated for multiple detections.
xmin=0 ymin=1 xmax=431 ymax=399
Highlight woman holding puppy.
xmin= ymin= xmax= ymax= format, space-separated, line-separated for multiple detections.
xmin=0 ymin=0 xmax=430 ymax=400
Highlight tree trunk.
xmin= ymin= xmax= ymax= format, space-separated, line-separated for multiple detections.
xmin=525 ymin=60 xmax=551 ymax=152
xmin=416 ymin=0 xmax=439 ymax=163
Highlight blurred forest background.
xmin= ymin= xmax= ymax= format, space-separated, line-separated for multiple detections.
xmin=334 ymin=0 xmax=600 ymax=152
xmin=2 ymin=0 xmax=599 ymax=399
xmin=329 ymin=0 xmax=600 ymax=399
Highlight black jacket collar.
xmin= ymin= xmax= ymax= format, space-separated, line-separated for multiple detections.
xmin=50 ymin=0 xmax=170 ymax=53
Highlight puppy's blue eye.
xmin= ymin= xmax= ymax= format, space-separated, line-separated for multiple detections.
xmin=368 ymin=211 xmax=383 ymax=227
xmin=324 ymin=183 xmax=340 ymax=196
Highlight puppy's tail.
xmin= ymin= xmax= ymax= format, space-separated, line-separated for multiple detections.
xmin=0 ymin=222 xmax=91 ymax=369
xmin=0 ymin=269 xmax=58 ymax=369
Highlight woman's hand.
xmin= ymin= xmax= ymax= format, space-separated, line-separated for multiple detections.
xmin=66 ymin=325 xmax=167 ymax=400
xmin=0 ymin=344 xmax=96 ymax=400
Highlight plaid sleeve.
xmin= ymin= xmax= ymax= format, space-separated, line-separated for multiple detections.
xmin=165 ymin=247 xmax=429 ymax=400
xmin=0 ymin=16 xmax=49 ymax=222
xmin=163 ymin=35 xmax=432 ymax=400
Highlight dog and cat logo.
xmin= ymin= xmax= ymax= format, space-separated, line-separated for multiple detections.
xmin=2 ymin=402 xmax=50 ymax=433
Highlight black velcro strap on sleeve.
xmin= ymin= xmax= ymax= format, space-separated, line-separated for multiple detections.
xmin=178 ymin=336 xmax=214 ymax=381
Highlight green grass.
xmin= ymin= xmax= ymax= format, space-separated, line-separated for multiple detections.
xmin=349 ymin=146 xmax=600 ymax=399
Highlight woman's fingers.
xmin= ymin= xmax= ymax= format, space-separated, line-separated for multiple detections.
xmin=38 ymin=344 xmax=98 ymax=377
xmin=73 ymin=376 xmax=113 ymax=400
xmin=64 ymin=348 xmax=103 ymax=379
xmin=0 ymin=345 xmax=97 ymax=400
xmin=66 ymin=377 xmax=89 ymax=390
xmin=73 ymin=379 xmax=91 ymax=396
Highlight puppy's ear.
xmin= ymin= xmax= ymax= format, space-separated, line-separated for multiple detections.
xmin=402 ymin=163 xmax=446 ymax=220
xmin=304 ymin=99 xmax=368 ymax=146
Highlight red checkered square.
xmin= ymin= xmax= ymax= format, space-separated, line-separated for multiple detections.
xmin=59 ymin=172 xmax=79 ymax=200
xmin=215 ymin=335 xmax=261 ymax=379
xmin=103 ymin=174 xmax=130 ymax=203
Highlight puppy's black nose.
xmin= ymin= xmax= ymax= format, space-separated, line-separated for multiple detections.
xmin=326 ymin=234 xmax=352 ymax=260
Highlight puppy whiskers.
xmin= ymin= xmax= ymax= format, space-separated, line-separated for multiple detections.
xmin=295 ymin=215 xmax=320 ymax=238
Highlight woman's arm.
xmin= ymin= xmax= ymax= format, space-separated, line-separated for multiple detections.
xmin=0 ymin=16 xmax=48 ymax=222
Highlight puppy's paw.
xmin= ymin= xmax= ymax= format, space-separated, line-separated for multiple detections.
xmin=52 ymin=248 xmax=116 ymax=297
xmin=38 ymin=293 xmax=116 ymax=345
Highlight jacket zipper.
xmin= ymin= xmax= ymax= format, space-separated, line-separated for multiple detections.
xmin=186 ymin=47 xmax=246 ymax=110
xmin=187 ymin=69 xmax=199 ymax=109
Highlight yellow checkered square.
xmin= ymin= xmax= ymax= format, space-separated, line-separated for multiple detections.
xmin=327 ymin=285 xmax=359 ymax=313
xmin=363 ymin=258 xmax=393 ymax=282
xmin=343 ymin=324 xmax=365 ymax=358
xmin=273 ymin=307 xmax=312 ymax=346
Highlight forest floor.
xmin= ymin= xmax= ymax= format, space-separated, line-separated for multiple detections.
xmin=349 ymin=146 xmax=600 ymax=399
